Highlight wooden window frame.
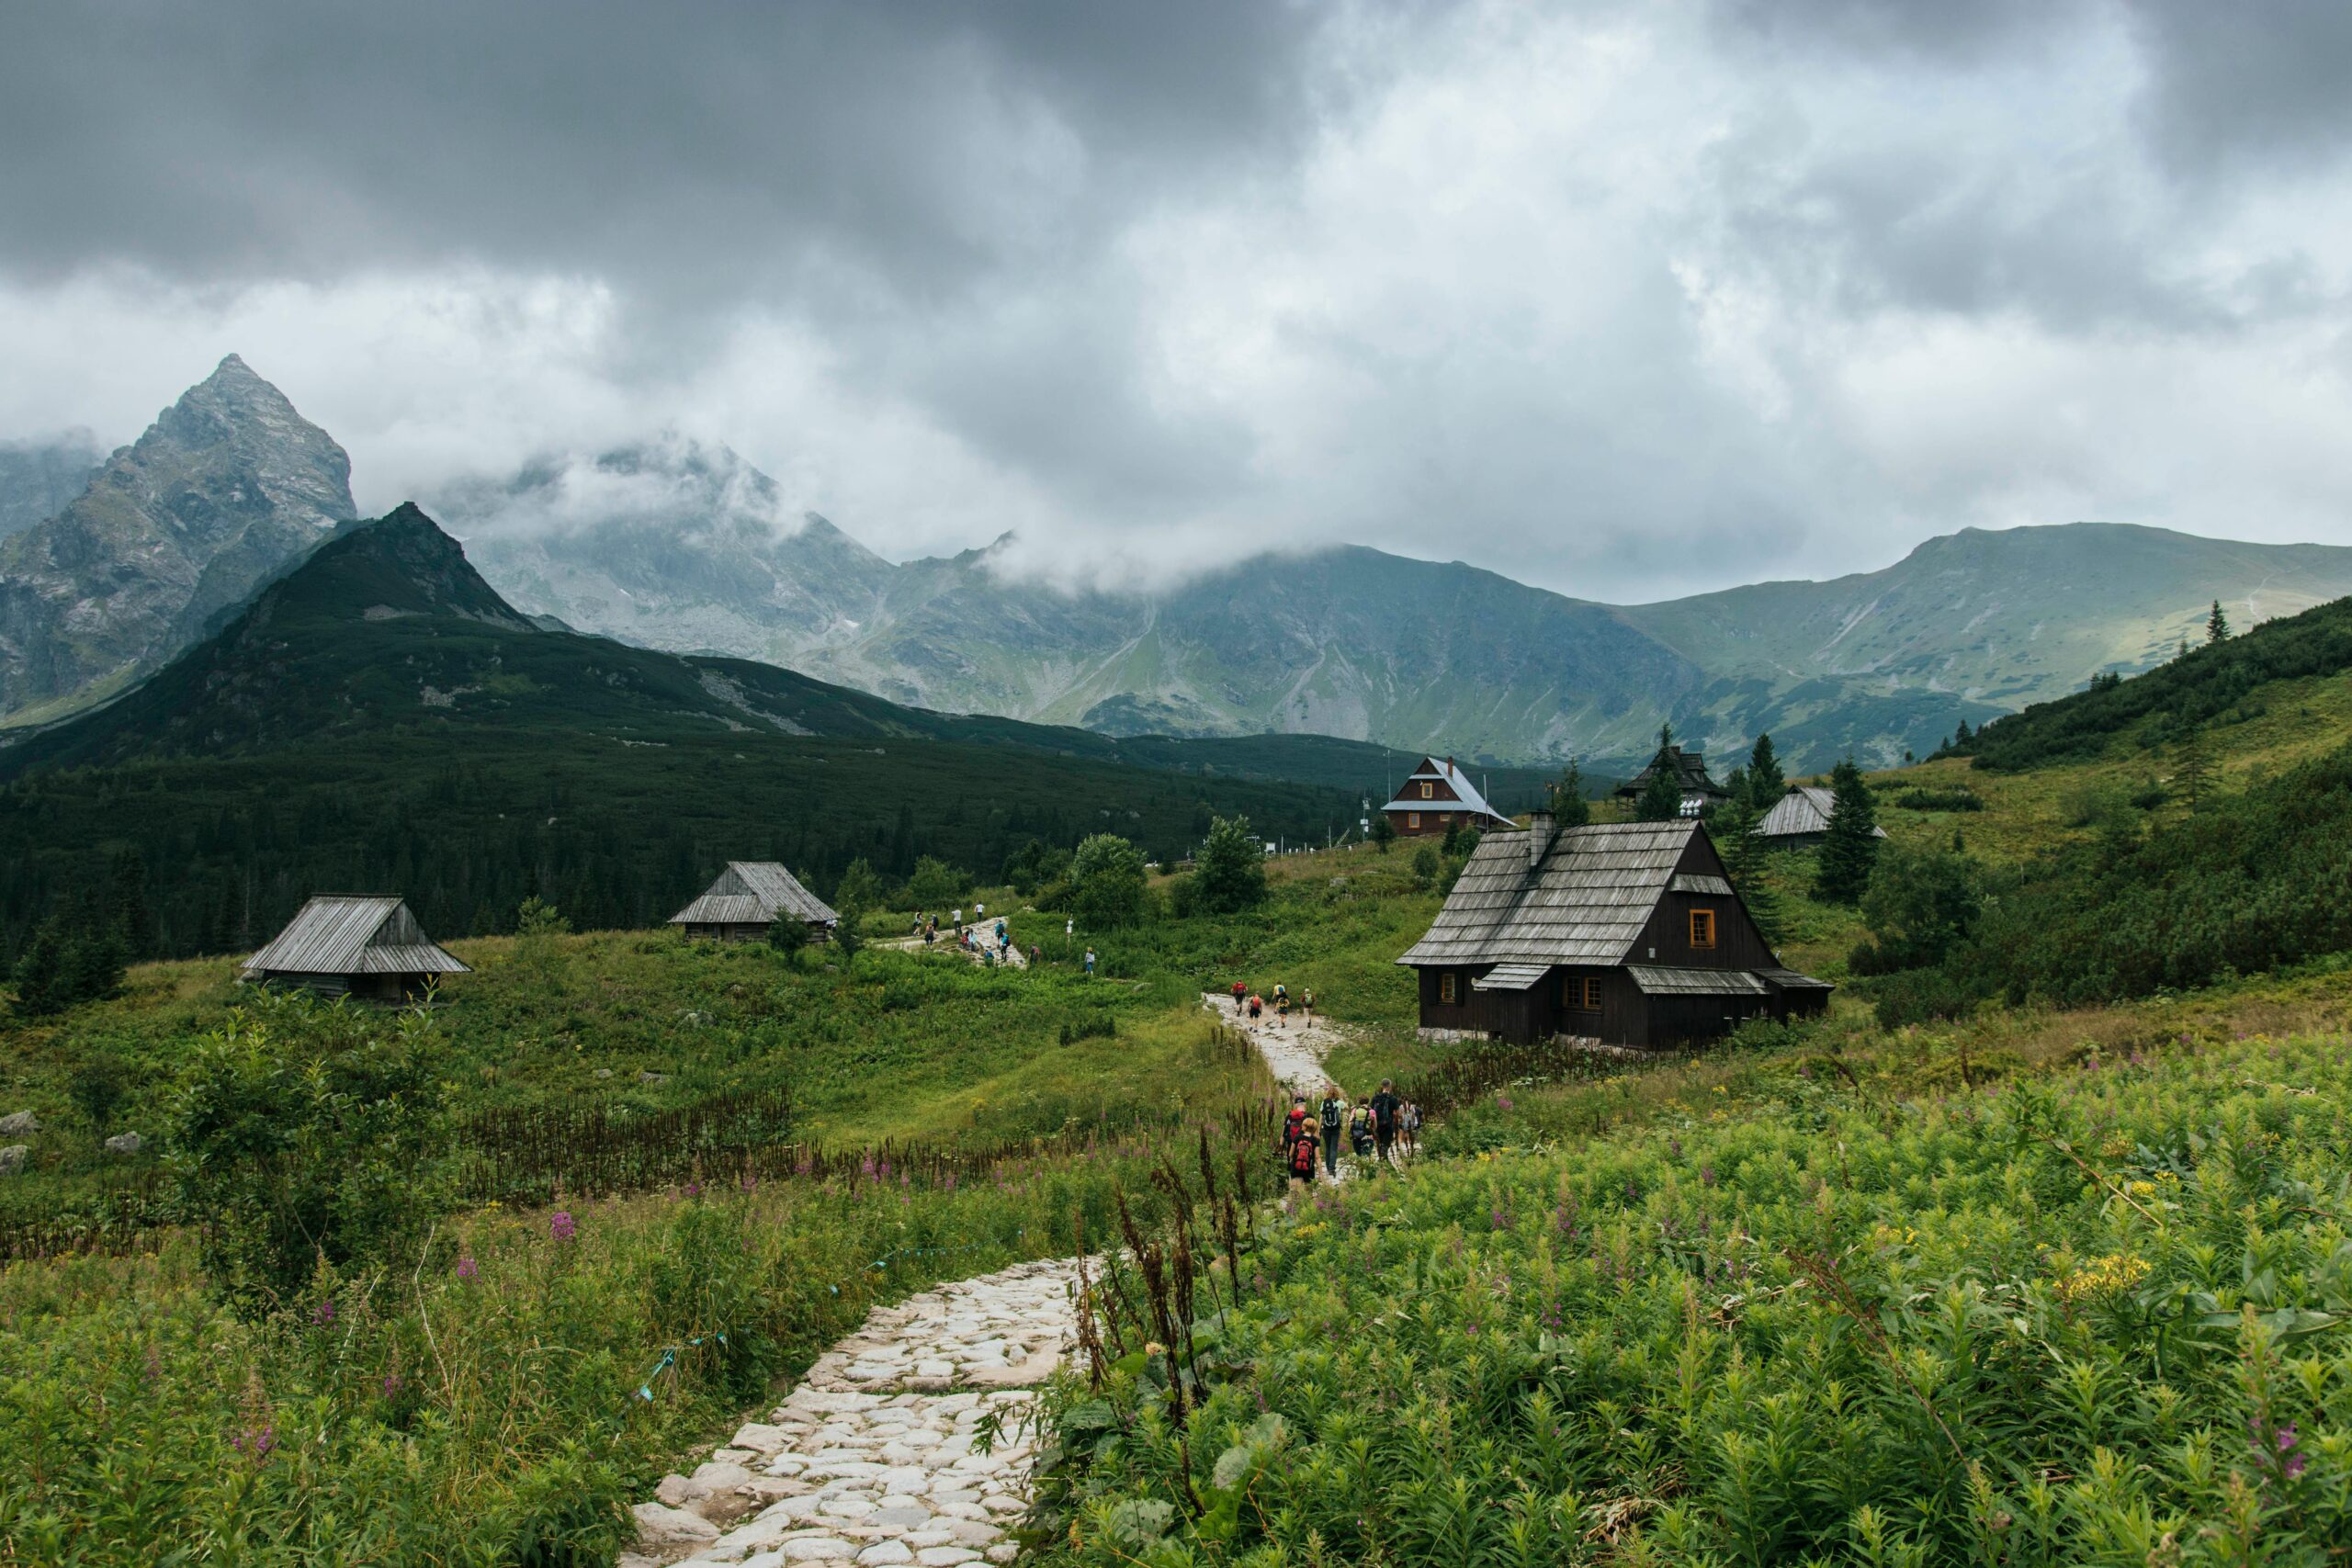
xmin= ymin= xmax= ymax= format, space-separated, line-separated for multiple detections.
xmin=1439 ymin=970 xmax=1459 ymax=1004
xmin=1690 ymin=908 xmax=1717 ymax=950
xmin=1419 ymin=781 xmax=1434 ymax=799
xmin=1561 ymin=975 xmax=1601 ymax=1011
xmin=1408 ymin=811 xmax=1421 ymax=829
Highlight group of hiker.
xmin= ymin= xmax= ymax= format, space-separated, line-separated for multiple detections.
xmin=913 ymin=908 xmax=1033 ymax=967
xmin=1280 ymin=1078 xmax=1417 ymax=1184
xmin=1228 ymin=978 xmax=1313 ymax=1026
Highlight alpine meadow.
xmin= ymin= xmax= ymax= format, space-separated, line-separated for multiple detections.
xmin=9 ymin=6 xmax=2352 ymax=1566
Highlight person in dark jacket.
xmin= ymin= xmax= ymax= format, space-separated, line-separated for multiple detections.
xmin=1369 ymin=1080 xmax=1402 ymax=1165
xmin=1317 ymin=1084 xmax=1347 ymax=1176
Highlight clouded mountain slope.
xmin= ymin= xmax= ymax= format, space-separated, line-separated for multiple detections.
xmin=0 ymin=355 xmax=354 ymax=726
xmin=438 ymin=442 xmax=2349 ymax=768
xmin=0 ymin=435 xmax=103 ymax=544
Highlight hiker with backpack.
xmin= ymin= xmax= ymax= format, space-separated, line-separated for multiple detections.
xmin=1285 ymin=1118 xmax=1321 ymax=1192
xmin=1230 ymin=979 xmax=1246 ymax=1014
xmin=1281 ymin=1093 xmax=1309 ymax=1154
xmin=1317 ymin=1083 xmax=1347 ymax=1176
xmin=1370 ymin=1079 xmax=1402 ymax=1166
xmin=1349 ymin=1103 xmax=1374 ymax=1158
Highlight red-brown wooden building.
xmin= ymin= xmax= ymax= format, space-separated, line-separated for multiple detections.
xmin=1380 ymin=754 xmax=1514 ymax=839
xmin=1397 ymin=816 xmax=1831 ymax=1049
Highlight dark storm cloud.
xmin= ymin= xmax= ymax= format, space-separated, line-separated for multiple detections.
xmin=0 ymin=0 xmax=1324 ymax=302
xmin=2126 ymin=0 xmax=2352 ymax=177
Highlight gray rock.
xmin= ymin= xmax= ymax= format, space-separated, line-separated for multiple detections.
xmin=630 ymin=1501 xmax=719 ymax=1546
xmin=0 ymin=1111 xmax=38 ymax=1137
xmin=594 ymin=1067 xmax=615 ymax=1080
xmin=104 ymin=1132 xmax=142 ymax=1156
xmin=654 ymin=1472 xmax=707 ymax=1507
xmin=639 ymin=1070 xmax=670 ymax=1085
xmin=0 ymin=1145 xmax=28 ymax=1176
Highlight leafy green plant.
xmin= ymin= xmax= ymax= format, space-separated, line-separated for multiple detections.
xmin=1068 ymin=834 xmax=1147 ymax=928
xmin=1192 ymin=816 xmax=1268 ymax=915
xmin=164 ymin=992 xmax=453 ymax=1315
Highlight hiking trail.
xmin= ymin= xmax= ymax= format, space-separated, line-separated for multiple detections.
xmin=623 ymin=1259 xmax=1081 ymax=1566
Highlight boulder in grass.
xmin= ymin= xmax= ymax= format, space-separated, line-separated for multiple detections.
xmin=105 ymin=1132 xmax=143 ymax=1156
xmin=0 ymin=1145 xmax=28 ymax=1176
xmin=0 ymin=1111 xmax=37 ymax=1137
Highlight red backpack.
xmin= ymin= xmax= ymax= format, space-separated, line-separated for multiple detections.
xmin=1288 ymin=1135 xmax=1317 ymax=1177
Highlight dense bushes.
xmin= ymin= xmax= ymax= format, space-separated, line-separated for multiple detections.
xmin=1875 ymin=737 xmax=2352 ymax=1023
xmin=165 ymin=994 xmax=453 ymax=1314
xmin=1033 ymin=1029 xmax=2352 ymax=1563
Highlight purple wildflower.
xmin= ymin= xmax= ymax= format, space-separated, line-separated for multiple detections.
xmin=1700 ymin=1164 xmax=1716 ymax=1187
xmin=549 ymin=1210 xmax=576 ymax=1243
xmin=382 ymin=1373 xmax=402 ymax=1398
xmin=455 ymin=1254 xmax=479 ymax=1281
xmin=684 ymin=1181 xmax=701 ymax=1199
xmin=312 ymin=1299 xmax=336 ymax=1325
xmin=2278 ymin=1423 xmax=2300 ymax=1453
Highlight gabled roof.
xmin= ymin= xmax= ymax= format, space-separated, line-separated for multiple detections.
xmin=671 ymin=861 xmax=838 ymax=927
xmin=1755 ymin=784 xmax=1888 ymax=840
xmin=1616 ymin=744 xmax=1729 ymax=800
xmin=244 ymin=896 xmax=469 ymax=977
xmin=1397 ymin=819 xmax=1698 ymax=968
xmin=1381 ymin=755 xmax=1511 ymax=823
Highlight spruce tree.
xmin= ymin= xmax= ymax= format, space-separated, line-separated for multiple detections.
xmin=2207 ymin=599 xmax=2231 ymax=643
xmin=1546 ymin=761 xmax=1590 ymax=828
xmin=2175 ymin=728 xmax=2214 ymax=814
xmin=1716 ymin=803 xmax=1786 ymax=946
xmin=1747 ymin=733 xmax=1786 ymax=807
xmin=1813 ymin=755 xmax=1882 ymax=904
xmin=10 ymin=918 xmax=69 ymax=1017
xmin=1369 ymin=811 xmax=1397 ymax=853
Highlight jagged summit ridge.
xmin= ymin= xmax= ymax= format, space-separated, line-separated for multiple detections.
xmin=0 ymin=356 xmax=356 ymax=722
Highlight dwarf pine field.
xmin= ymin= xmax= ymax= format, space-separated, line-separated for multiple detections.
xmin=10 ymin=605 xmax=2352 ymax=1564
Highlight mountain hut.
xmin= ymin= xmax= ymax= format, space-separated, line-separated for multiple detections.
xmin=1753 ymin=784 xmax=1890 ymax=850
xmin=1380 ymin=754 xmax=1515 ymax=839
xmin=670 ymin=861 xmax=839 ymax=943
xmin=1397 ymin=816 xmax=1831 ymax=1049
xmin=1611 ymin=744 xmax=1731 ymax=816
xmin=242 ymin=895 xmax=469 ymax=1001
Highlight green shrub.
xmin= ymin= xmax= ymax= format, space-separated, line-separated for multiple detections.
xmin=164 ymin=992 xmax=453 ymax=1315
xmin=1192 ymin=816 xmax=1268 ymax=915
xmin=1069 ymin=834 xmax=1147 ymax=928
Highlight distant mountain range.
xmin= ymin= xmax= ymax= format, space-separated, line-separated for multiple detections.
xmin=9 ymin=360 xmax=2352 ymax=773
xmin=445 ymin=441 xmax=2352 ymax=769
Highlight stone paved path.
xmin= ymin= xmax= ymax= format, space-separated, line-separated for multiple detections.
xmin=624 ymin=1259 xmax=1082 ymax=1567
xmin=879 ymin=925 xmax=1028 ymax=969
xmin=1201 ymin=992 xmax=1404 ymax=1181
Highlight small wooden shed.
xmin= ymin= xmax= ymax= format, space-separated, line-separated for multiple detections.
xmin=670 ymin=862 xmax=838 ymax=943
xmin=1753 ymin=784 xmax=1890 ymax=849
xmin=243 ymin=896 xmax=469 ymax=1001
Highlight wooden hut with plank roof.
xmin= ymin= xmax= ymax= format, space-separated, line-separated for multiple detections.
xmin=1380 ymin=754 xmax=1514 ymax=839
xmin=1753 ymin=784 xmax=1888 ymax=850
xmin=670 ymin=861 xmax=838 ymax=944
xmin=243 ymin=895 xmax=469 ymax=1001
xmin=1397 ymin=815 xmax=1831 ymax=1049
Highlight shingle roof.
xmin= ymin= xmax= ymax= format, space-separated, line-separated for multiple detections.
xmin=1670 ymin=873 xmax=1735 ymax=896
xmin=1628 ymin=964 xmax=1766 ymax=996
xmin=1473 ymin=962 xmax=1550 ymax=992
xmin=1397 ymin=819 xmax=1697 ymax=968
xmin=1755 ymin=784 xmax=1887 ymax=840
xmin=671 ymin=862 xmax=838 ymax=927
xmin=244 ymin=896 xmax=470 ymax=978
xmin=1756 ymin=965 xmax=1838 ymax=990
xmin=1381 ymin=756 xmax=1511 ymax=823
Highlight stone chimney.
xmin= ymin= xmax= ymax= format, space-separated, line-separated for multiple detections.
xmin=1525 ymin=809 xmax=1554 ymax=869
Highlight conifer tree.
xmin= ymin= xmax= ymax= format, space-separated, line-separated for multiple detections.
xmin=1747 ymin=733 xmax=1786 ymax=807
xmin=1715 ymin=803 xmax=1786 ymax=945
xmin=2174 ymin=728 xmax=2214 ymax=814
xmin=1546 ymin=760 xmax=1591 ymax=828
xmin=1814 ymin=755 xmax=1881 ymax=904
xmin=1369 ymin=811 xmax=1397 ymax=852
xmin=2208 ymin=599 xmax=2231 ymax=643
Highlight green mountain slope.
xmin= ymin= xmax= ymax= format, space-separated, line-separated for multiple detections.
xmin=0 ymin=506 xmax=1445 ymax=959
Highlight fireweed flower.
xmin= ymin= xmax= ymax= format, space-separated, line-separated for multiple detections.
xmin=684 ymin=1182 xmax=701 ymax=1199
xmin=549 ymin=1210 xmax=576 ymax=1243
xmin=312 ymin=1299 xmax=336 ymax=1325
xmin=455 ymin=1254 xmax=479 ymax=1280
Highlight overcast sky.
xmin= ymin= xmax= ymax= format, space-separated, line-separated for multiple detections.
xmin=3 ymin=0 xmax=2349 ymax=600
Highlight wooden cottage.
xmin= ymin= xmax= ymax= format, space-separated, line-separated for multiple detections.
xmin=243 ymin=896 xmax=469 ymax=1001
xmin=1753 ymin=784 xmax=1889 ymax=850
xmin=1397 ymin=816 xmax=1831 ymax=1049
xmin=1612 ymin=744 xmax=1731 ymax=815
xmin=670 ymin=861 xmax=838 ymax=943
xmin=1380 ymin=755 xmax=1515 ymax=839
